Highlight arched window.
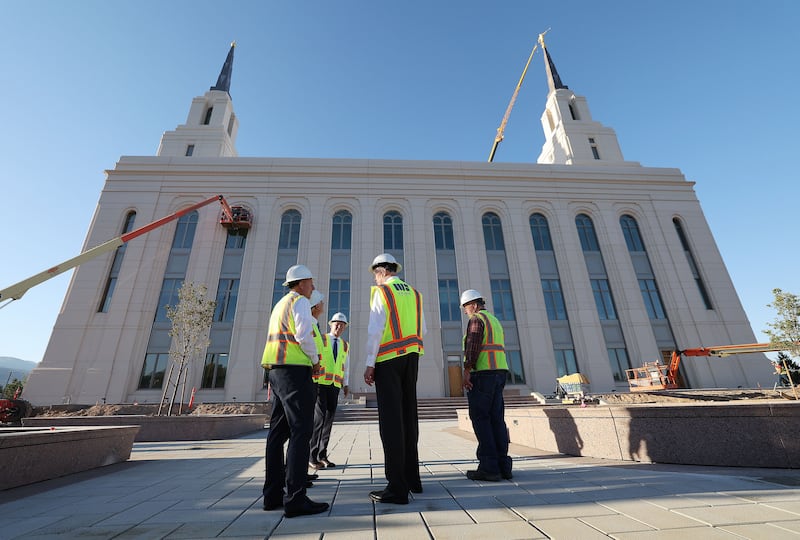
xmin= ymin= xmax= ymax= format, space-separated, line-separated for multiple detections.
xmin=620 ymin=215 xmax=645 ymax=252
xmin=433 ymin=212 xmax=454 ymax=250
xmin=383 ymin=211 xmax=403 ymax=250
xmin=279 ymin=210 xmax=302 ymax=249
xmin=332 ymin=210 xmax=352 ymax=250
xmin=482 ymin=212 xmax=505 ymax=250
xmin=529 ymin=213 xmax=553 ymax=251
xmin=673 ymin=218 xmax=713 ymax=309
xmin=98 ymin=211 xmax=136 ymax=312
xmin=575 ymin=214 xmax=600 ymax=251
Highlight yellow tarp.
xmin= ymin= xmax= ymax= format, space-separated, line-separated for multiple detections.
xmin=557 ymin=373 xmax=590 ymax=384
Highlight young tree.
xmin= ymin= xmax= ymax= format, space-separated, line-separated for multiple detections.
xmin=765 ymin=288 xmax=800 ymax=359
xmin=158 ymin=282 xmax=216 ymax=416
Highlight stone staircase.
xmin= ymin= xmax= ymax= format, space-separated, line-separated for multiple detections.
xmin=334 ymin=394 xmax=543 ymax=423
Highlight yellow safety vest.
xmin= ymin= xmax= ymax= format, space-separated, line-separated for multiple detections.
xmin=313 ymin=329 xmax=335 ymax=385
xmin=330 ymin=338 xmax=348 ymax=388
xmin=373 ymin=279 xmax=424 ymax=363
xmin=261 ymin=292 xmax=318 ymax=367
xmin=465 ymin=310 xmax=508 ymax=371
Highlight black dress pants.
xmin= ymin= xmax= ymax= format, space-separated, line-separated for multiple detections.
xmin=310 ymin=383 xmax=340 ymax=462
xmin=374 ymin=353 xmax=421 ymax=496
xmin=263 ymin=365 xmax=315 ymax=510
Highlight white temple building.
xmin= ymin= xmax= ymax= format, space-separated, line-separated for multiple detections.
xmin=23 ymin=43 xmax=773 ymax=406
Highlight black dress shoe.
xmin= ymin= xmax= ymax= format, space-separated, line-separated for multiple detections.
xmin=309 ymin=460 xmax=322 ymax=470
xmin=409 ymin=485 xmax=423 ymax=494
xmin=306 ymin=480 xmax=314 ymax=488
xmin=284 ymin=499 xmax=329 ymax=518
xmin=320 ymin=458 xmax=336 ymax=468
xmin=466 ymin=469 xmax=501 ymax=482
xmin=262 ymin=499 xmax=283 ymax=511
xmin=370 ymin=489 xmax=408 ymax=504
xmin=501 ymin=471 xmax=513 ymax=480
xmin=307 ymin=473 xmax=319 ymax=481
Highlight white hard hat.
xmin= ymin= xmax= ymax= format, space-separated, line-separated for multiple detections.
xmin=460 ymin=289 xmax=484 ymax=307
xmin=283 ymin=264 xmax=314 ymax=286
xmin=329 ymin=312 xmax=348 ymax=324
xmin=309 ymin=290 xmax=325 ymax=307
xmin=370 ymin=253 xmax=402 ymax=273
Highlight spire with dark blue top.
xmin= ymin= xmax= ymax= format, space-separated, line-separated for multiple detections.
xmin=539 ymin=36 xmax=568 ymax=93
xmin=210 ymin=42 xmax=235 ymax=95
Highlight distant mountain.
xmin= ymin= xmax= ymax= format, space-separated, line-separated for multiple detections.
xmin=0 ymin=357 xmax=37 ymax=385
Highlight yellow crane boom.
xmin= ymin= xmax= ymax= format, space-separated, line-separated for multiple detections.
xmin=488 ymin=30 xmax=549 ymax=163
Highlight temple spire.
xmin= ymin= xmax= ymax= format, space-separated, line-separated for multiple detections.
xmin=538 ymin=34 xmax=567 ymax=93
xmin=210 ymin=41 xmax=236 ymax=94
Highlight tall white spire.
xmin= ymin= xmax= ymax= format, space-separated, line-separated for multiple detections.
xmin=157 ymin=43 xmax=239 ymax=158
xmin=536 ymin=37 xmax=633 ymax=166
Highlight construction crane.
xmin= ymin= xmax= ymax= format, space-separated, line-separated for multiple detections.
xmin=0 ymin=194 xmax=248 ymax=309
xmin=487 ymin=29 xmax=549 ymax=163
xmin=626 ymin=341 xmax=798 ymax=398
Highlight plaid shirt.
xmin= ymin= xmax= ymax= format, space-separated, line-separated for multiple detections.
xmin=463 ymin=312 xmax=486 ymax=372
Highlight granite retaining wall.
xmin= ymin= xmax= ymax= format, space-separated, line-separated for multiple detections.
xmin=457 ymin=401 xmax=800 ymax=468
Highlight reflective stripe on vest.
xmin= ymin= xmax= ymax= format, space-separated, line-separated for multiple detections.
xmin=262 ymin=292 xmax=313 ymax=367
xmin=374 ymin=280 xmax=424 ymax=362
xmin=313 ymin=330 xmax=334 ymax=383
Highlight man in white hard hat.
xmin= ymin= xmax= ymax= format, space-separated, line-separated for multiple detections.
xmin=460 ymin=289 xmax=512 ymax=482
xmin=261 ymin=265 xmax=329 ymax=518
xmin=310 ymin=312 xmax=349 ymax=470
xmin=364 ymin=253 xmax=426 ymax=504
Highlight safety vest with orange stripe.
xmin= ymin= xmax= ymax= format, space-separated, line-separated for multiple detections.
xmin=261 ymin=292 xmax=319 ymax=368
xmin=312 ymin=326 xmax=335 ymax=383
xmin=465 ymin=310 xmax=508 ymax=371
xmin=373 ymin=278 xmax=424 ymax=363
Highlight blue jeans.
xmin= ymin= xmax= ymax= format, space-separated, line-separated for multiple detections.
xmin=467 ymin=370 xmax=512 ymax=476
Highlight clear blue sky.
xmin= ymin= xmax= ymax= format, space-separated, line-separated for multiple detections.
xmin=1 ymin=1 xmax=799 ymax=364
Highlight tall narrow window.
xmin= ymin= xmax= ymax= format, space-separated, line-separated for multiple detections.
xmin=329 ymin=210 xmax=353 ymax=321
xmin=438 ymin=278 xmax=460 ymax=322
xmin=482 ymin=212 xmax=524 ymax=384
xmin=202 ymin=353 xmax=228 ymax=389
xmin=589 ymin=137 xmax=600 ymax=160
xmin=214 ymin=279 xmax=239 ymax=322
xmin=185 ymin=144 xmax=194 ymax=156
xmin=576 ymin=214 xmax=600 ymax=251
xmin=591 ymin=279 xmax=617 ymax=320
xmin=531 ymin=213 xmax=581 ymax=380
xmin=383 ymin=211 xmax=403 ymax=250
xmin=203 ymin=107 xmax=213 ymax=125
xmin=576 ymin=213 xmax=630 ymax=383
xmin=673 ymin=218 xmax=713 ymax=310
xmin=607 ymin=348 xmax=630 ymax=382
xmin=529 ymin=213 xmax=553 ymax=251
xmin=433 ymin=212 xmax=455 ymax=249
xmin=541 ymin=279 xmax=567 ymax=320
xmin=273 ymin=210 xmax=302 ymax=307
xmin=139 ymin=353 xmax=168 ymax=389
xmin=554 ymin=349 xmax=578 ymax=378
xmin=141 ymin=209 xmax=200 ymax=389
xmin=432 ymin=211 xmax=462 ymax=393
xmin=482 ymin=213 xmax=505 ymax=250
xmin=332 ymin=211 xmax=352 ymax=250
xmin=621 ymin=214 xmax=677 ymax=381
xmin=98 ymin=211 xmax=136 ymax=312
xmin=278 ymin=210 xmax=301 ymax=249
xmin=620 ymin=215 xmax=645 ymax=252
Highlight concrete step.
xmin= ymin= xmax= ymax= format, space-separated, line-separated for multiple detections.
xmin=334 ymin=395 xmax=543 ymax=423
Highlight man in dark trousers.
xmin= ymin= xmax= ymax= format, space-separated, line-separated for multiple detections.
xmin=310 ymin=312 xmax=350 ymax=470
xmin=460 ymin=289 xmax=512 ymax=482
xmin=261 ymin=265 xmax=329 ymax=518
xmin=363 ymin=253 xmax=426 ymax=504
